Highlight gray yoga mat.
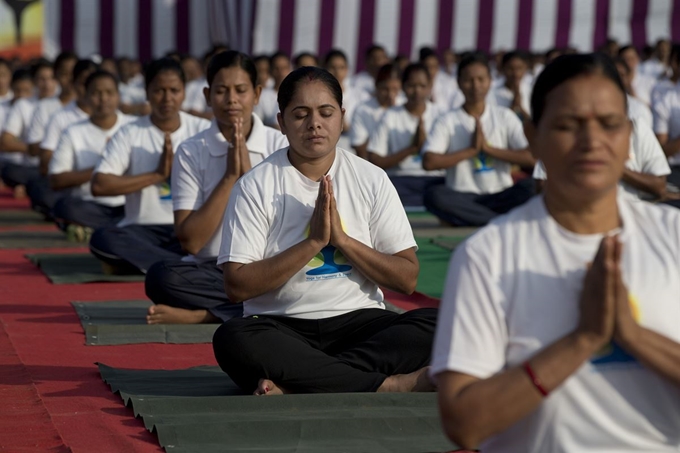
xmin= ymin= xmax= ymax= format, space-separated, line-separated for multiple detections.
xmin=0 ymin=230 xmax=83 ymax=249
xmin=71 ymin=300 xmax=219 ymax=345
xmin=98 ymin=363 xmax=456 ymax=453
xmin=0 ymin=209 xmax=48 ymax=226
xmin=27 ymin=253 xmax=145 ymax=284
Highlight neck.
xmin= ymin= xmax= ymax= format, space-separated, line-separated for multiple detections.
xmin=218 ymin=116 xmax=254 ymax=142
xmin=91 ymin=113 xmax=118 ymax=130
xmin=76 ymin=99 xmax=92 ymax=114
xmin=377 ymin=98 xmax=391 ymax=108
xmin=59 ymin=89 xmax=75 ymax=104
xmin=150 ymin=113 xmax=181 ymax=133
xmin=0 ymin=87 xmax=9 ymax=97
xmin=463 ymin=100 xmax=485 ymax=118
xmin=543 ymin=184 xmax=621 ymax=235
xmin=671 ymin=72 xmax=680 ymax=83
xmin=405 ymin=101 xmax=426 ymax=116
xmin=287 ymin=148 xmax=336 ymax=182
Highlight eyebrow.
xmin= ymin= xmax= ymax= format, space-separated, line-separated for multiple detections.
xmin=291 ymin=104 xmax=337 ymax=111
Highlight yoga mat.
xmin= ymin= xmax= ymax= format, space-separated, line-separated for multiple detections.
xmin=430 ymin=236 xmax=468 ymax=252
xmin=0 ymin=230 xmax=82 ymax=249
xmin=0 ymin=209 xmax=48 ymax=226
xmin=415 ymin=237 xmax=454 ymax=299
xmin=71 ymin=300 xmax=219 ymax=345
xmin=26 ymin=253 xmax=145 ymax=284
xmin=98 ymin=364 xmax=455 ymax=453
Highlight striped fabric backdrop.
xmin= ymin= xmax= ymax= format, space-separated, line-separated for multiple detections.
xmin=44 ymin=0 xmax=680 ymax=71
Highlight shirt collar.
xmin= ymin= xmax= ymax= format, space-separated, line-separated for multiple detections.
xmin=208 ymin=114 xmax=268 ymax=157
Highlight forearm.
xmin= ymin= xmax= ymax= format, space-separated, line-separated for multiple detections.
xmin=483 ymin=147 xmax=535 ymax=167
xmin=619 ymin=327 xmax=680 ymax=387
xmin=439 ymin=331 xmax=596 ymax=449
xmin=28 ymin=143 xmax=41 ymax=157
xmin=662 ymin=137 xmax=680 ymax=158
xmin=423 ymin=149 xmax=477 ymax=171
xmin=91 ymin=172 xmax=164 ymax=196
xmin=368 ymin=146 xmax=417 ymax=169
xmin=353 ymin=143 xmax=369 ymax=160
xmin=224 ymin=238 xmax=323 ymax=303
xmin=620 ymin=170 xmax=666 ymax=198
xmin=336 ymin=238 xmax=417 ymax=294
xmin=176 ymin=177 xmax=238 ymax=255
xmin=49 ymin=168 xmax=94 ymax=190
xmin=0 ymin=133 xmax=27 ymax=153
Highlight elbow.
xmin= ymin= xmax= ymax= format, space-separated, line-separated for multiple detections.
xmin=90 ymin=176 xmax=105 ymax=197
xmin=442 ymin=422 xmax=482 ymax=451
xmin=224 ymin=284 xmax=246 ymax=304
xmin=422 ymin=153 xmax=435 ymax=171
xmin=178 ymin=237 xmax=202 ymax=256
xmin=48 ymin=175 xmax=61 ymax=190
xmin=402 ymin=277 xmax=418 ymax=295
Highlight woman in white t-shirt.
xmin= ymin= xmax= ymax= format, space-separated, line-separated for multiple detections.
xmin=49 ymin=71 xmax=130 ymax=237
xmin=144 ymin=51 xmax=288 ymax=325
xmin=350 ymin=63 xmax=401 ymax=159
xmin=422 ymin=53 xmax=535 ymax=226
xmin=90 ymin=58 xmax=210 ymax=275
xmin=433 ymin=53 xmax=680 ymax=452
xmin=367 ymin=63 xmax=445 ymax=208
xmin=213 ymin=67 xmax=437 ymax=395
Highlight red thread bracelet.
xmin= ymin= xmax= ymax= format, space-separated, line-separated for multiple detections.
xmin=523 ymin=361 xmax=549 ymax=397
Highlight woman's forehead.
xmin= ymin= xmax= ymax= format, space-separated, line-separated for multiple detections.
xmin=289 ymin=81 xmax=338 ymax=106
xmin=544 ymin=75 xmax=626 ymax=116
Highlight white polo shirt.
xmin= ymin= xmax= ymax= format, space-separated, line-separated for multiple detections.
xmin=182 ymin=78 xmax=209 ymax=113
xmin=49 ymin=113 xmax=132 ymax=206
xmin=350 ymin=71 xmax=375 ymax=97
xmin=172 ymin=115 xmax=288 ymax=261
xmin=119 ymin=82 xmax=146 ymax=105
xmin=423 ymin=104 xmax=528 ymax=194
xmin=253 ymin=87 xmax=278 ymax=128
xmin=631 ymin=72 xmax=657 ymax=106
xmin=627 ymin=94 xmax=653 ymax=129
xmin=650 ymin=79 xmax=679 ymax=106
xmin=652 ymin=88 xmax=680 ymax=165
xmin=2 ymin=97 xmax=39 ymax=167
xmin=218 ymin=147 xmax=417 ymax=319
xmin=432 ymin=194 xmax=680 ymax=453
xmin=534 ymin=119 xmax=670 ymax=199
xmin=26 ymin=97 xmax=63 ymax=145
xmin=367 ymin=102 xmax=444 ymax=177
xmin=94 ymin=111 xmax=210 ymax=227
xmin=350 ymin=97 xmax=387 ymax=147
xmin=40 ymin=101 xmax=90 ymax=152
xmin=432 ymin=71 xmax=463 ymax=112
xmin=490 ymin=82 xmax=532 ymax=115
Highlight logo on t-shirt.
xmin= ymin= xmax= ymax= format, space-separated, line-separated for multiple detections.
xmin=590 ymin=294 xmax=641 ymax=368
xmin=304 ymin=223 xmax=353 ymax=281
xmin=158 ymin=180 xmax=172 ymax=201
xmin=473 ymin=151 xmax=495 ymax=173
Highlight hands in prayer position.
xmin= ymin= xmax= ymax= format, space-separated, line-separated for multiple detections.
xmin=156 ymin=133 xmax=174 ymax=179
xmin=226 ymin=118 xmax=252 ymax=180
xmin=309 ymin=175 xmax=348 ymax=250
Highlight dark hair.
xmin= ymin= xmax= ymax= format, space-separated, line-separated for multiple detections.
xmin=30 ymin=59 xmax=53 ymax=79
xmin=294 ymin=52 xmax=318 ymax=67
xmin=144 ymin=57 xmax=185 ymax=90
xmin=277 ymin=66 xmax=342 ymax=113
xmin=501 ymin=50 xmax=530 ymax=68
xmin=206 ymin=50 xmax=257 ymax=88
xmin=401 ymin=63 xmax=430 ymax=85
xmin=671 ymin=44 xmax=680 ymax=65
xmin=457 ymin=52 xmax=490 ymax=82
xmin=11 ymin=68 xmax=31 ymax=84
xmin=365 ymin=44 xmax=386 ymax=59
xmin=53 ymin=51 xmax=77 ymax=72
xmin=613 ymin=57 xmax=631 ymax=74
xmin=270 ymin=51 xmax=290 ymax=66
xmin=618 ymin=45 xmax=637 ymax=57
xmin=531 ymin=53 xmax=627 ymax=125
xmin=375 ymin=64 xmax=401 ymax=85
xmin=73 ymin=59 xmax=98 ymax=82
xmin=324 ymin=49 xmax=348 ymax=67
xmin=84 ymin=70 xmax=119 ymax=92
xmin=0 ymin=58 xmax=10 ymax=71
xmin=253 ymin=54 xmax=270 ymax=65
xmin=419 ymin=47 xmax=438 ymax=62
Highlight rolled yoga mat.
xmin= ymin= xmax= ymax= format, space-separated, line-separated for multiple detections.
xmin=26 ymin=253 xmax=145 ymax=284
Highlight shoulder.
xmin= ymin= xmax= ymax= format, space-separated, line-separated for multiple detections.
xmin=337 ymin=147 xmax=390 ymax=183
xmin=263 ymin=126 xmax=288 ymax=149
xmin=180 ymin=111 xmax=211 ymax=130
xmin=63 ymin=119 xmax=91 ymax=137
xmin=624 ymin=198 xmax=680 ymax=248
xmin=239 ymin=147 xmax=286 ymax=188
xmin=177 ymin=127 xmax=209 ymax=154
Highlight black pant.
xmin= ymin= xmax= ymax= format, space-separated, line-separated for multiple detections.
xmin=1 ymin=163 xmax=39 ymax=188
xmin=53 ymin=196 xmax=124 ymax=230
xmin=424 ymin=178 xmax=534 ymax=226
xmin=213 ymin=308 xmax=437 ymax=394
xmin=26 ymin=176 xmax=62 ymax=218
xmin=89 ymin=224 xmax=183 ymax=274
xmin=389 ymin=175 xmax=445 ymax=208
xmin=145 ymin=258 xmax=242 ymax=321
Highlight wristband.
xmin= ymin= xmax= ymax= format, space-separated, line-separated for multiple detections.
xmin=523 ymin=361 xmax=549 ymax=397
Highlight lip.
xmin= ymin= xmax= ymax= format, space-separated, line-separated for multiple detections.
xmin=306 ymin=135 xmax=325 ymax=142
xmin=572 ymin=159 xmax=607 ymax=170
xmin=224 ymin=109 xmax=241 ymax=115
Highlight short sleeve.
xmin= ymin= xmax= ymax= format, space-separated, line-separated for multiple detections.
xmin=532 ymin=161 xmax=547 ymax=179
xmin=368 ymin=173 xmax=417 ymax=255
xmin=653 ymin=95 xmax=671 ymax=135
xmin=633 ymin=120 xmax=671 ymax=176
xmin=3 ymin=102 xmax=25 ymax=136
xmin=40 ymin=115 xmax=63 ymax=151
xmin=171 ymin=141 xmax=203 ymax=211
xmin=94 ymin=128 xmax=132 ymax=176
xmin=423 ymin=114 xmax=452 ymax=155
xmin=430 ymin=241 xmax=508 ymax=379
xmin=350 ymin=106 xmax=370 ymax=146
xmin=366 ymin=113 xmax=391 ymax=157
xmin=503 ymin=109 xmax=529 ymax=149
xmin=48 ymin=131 xmax=76 ymax=175
xmin=217 ymin=180 xmax=269 ymax=266
xmin=26 ymin=104 xmax=50 ymax=144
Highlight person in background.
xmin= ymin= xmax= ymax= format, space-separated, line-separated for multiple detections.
xmin=351 ymin=64 xmax=402 ymax=159
xmin=181 ymin=54 xmax=212 ymax=119
xmin=89 ymin=58 xmax=210 ymax=275
xmin=653 ymin=68 xmax=680 ymax=188
xmin=491 ymin=51 xmax=532 ymax=121
xmin=0 ymin=68 xmax=33 ymax=191
xmin=393 ymin=54 xmax=410 ymax=74
xmin=144 ymin=51 xmax=288 ymax=324
xmin=0 ymin=58 xmax=12 ymax=102
xmin=117 ymin=57 xmax=148 ymax=116
xmin=433 ymin=53 xmax=680 ymax=453
xmin=367 ymin=63 xmax=444 ymax=208
xmin=441 ymin=49 xmax=457 ymax=77
xmin=100 ymin=58 xmax=118 ymax=76
xmin=651 ymin=44 xmax=680 ymax=106
xmin=49 ymin=71 xmax=132 ymax=240
xmin=254 ymin=51 xmax=292 ymax=128
xmin=293 ymin=52 xmax=318 ymax=69
xmin=614 ymin=58 xmax=653 ymax=128
xmin=598 ymin=38 xmax=620 ymax=59
xmin=351 ymin=44 xmax=390 ymax=97
xmin=619 ymin=45 xmax=657 ymax=106
xmin=420 ymin=47 xmax=463 ymax=112
xmin=253 ymin=54 xmax=273 ymax=88
xmin=422 ymin=52 xmax=534 ymax=227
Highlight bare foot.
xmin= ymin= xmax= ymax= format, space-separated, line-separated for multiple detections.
xmin=253 ymin=378 xmax=288 ymax=396
xmin=146 ymin=304 xmax=220 ymax=324
xmin=13 ymin=185 xmax=26 ymax=199
xmin=377 ymin=366 xmax=436 ymax=393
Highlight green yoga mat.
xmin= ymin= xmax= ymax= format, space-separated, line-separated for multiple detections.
xmin=71 ymin=300 xmax=219 ymax=345
xmin=415 ymin=237 xmax=454 ymax=299
xmin=27 ymin=253 xmax=145 ymax=284
xmin=0 ymin=230 xmax=83 ymax=249
xmin=99 ymin=364 xmax=455 ymax=453
xmin=0 ymin=209 xmax=48 ymax=226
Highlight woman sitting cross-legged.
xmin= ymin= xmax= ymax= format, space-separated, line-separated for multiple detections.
xmin=212 ymin=67 xmax=438 ymax=395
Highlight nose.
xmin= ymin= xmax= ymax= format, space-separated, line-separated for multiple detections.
xmin=307 ymin=112 xmax=322 ymax=130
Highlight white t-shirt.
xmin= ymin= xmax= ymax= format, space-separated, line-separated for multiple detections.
xmin=490 ymin=83 xmax=532 ymax=115
xmin=631 ymin=72 xmax=657 ymax=106
xmin=26 ymin=97 xmax=63 ymax=145
xmin=368 ymin=102 xmax=444 ymax=177
xmin=49 ymin=113 xmax=133 ymax=206
xmin=2 ymin=97 xmax=39 ymax=167
xmin=0 ymin=91 xmax=12 ymax=103
xmin=423 ymin=104 xmax=528 ymax=194
xmin=651 ymin=79 xmax=679 ymax=107
xmin=627 ymin=94 xmax=653 ymax=129
xmin=431 ymin=195 xmax=680 ymax=453
xmin=350 ymin=97 xmax=387 ymax=147
xmin=182 ymin=78 xmax=209 ymax=113
xmin=639 ymin=58 xmax=668 ymax=79
xmin=432 ymin=71 xmax=463 ymax=112
xmin=652 ymin=88 xmax=680 ymax=165
xmin=172 ymin=115 xmax=288 ymax=261
xmin=217 ymin=147 xmax=417 ymax=319
xmin=40 ymin=101 xmax=90 ymax=152
xmin=0 ymin=100 xmax=22 ymax=165
xmin=119 ymin=82 xmax=146 ymax=105
xmin=253 ymin=87 xmax=279 ymax=127
xmin=534 ymin=119 xmax=670 ymax=199
xmin=350 ymin=71 xmax=375 ymax=98
xmin=94 ymin=111 xmax=210 ymax=227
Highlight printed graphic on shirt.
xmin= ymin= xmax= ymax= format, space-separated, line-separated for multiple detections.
xmin=591 ymin=294 xmax=641 ymax=368
xmin=473 ymin=151 xmax=495 ymax=173
xmin=158 ymin=180 xmax=172 ymax=201
xmin=304 ymin=223 xmax=352 ymax=281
